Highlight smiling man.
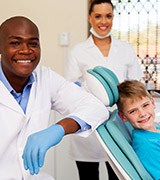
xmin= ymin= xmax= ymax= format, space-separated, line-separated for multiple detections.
xmin=0 ymin=17 xmax=40 ymax=92
xmin=0 ymin=16 xmax=109 ymax=180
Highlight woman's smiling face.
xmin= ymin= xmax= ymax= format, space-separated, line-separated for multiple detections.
xmin=88 ymin=2 xmax=114 ymax=37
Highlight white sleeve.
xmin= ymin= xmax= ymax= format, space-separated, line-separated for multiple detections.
xmin=50 ymin=72 xmax=109 ymax=137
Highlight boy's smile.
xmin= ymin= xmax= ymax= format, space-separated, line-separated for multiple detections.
xmin=120 ymin=96 xmax=157 ymax=132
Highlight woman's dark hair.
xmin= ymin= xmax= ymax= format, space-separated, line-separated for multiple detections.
xmin=89 ymin=0 xmax=114 ymax=15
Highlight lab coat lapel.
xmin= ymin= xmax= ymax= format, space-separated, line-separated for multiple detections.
xmin=85 ymin=35 xmax=118 ymax=63
xmin=0 ymin=82 xmax=24 ymax=114
xmin=108 ymin=35 xmax=118 ymax=57
xmin=25 ymin=81 xmax=36 ymax=115
xmin=85 ymin=36 xmax=107 ymax=63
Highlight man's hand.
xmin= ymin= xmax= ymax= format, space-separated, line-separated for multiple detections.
xmin=22 ymin=124 xmax=65 ymax=175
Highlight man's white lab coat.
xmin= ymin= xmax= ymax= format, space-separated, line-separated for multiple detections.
xmin=0 ymin=66 xmax=109 ymax=179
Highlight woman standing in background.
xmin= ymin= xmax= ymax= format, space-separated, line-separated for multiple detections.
xmin=65 ymin=0 xmax=143 ymax=179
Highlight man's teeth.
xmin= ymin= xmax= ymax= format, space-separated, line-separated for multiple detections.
xmin=16 ymin=60 xmax=32 ymax=63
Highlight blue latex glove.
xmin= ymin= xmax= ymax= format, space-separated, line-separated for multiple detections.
xmin=22 ymin=124 xmax=65 ymax=175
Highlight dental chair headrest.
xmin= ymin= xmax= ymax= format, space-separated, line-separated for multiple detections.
xmin=85 ymin=66 xmax=119 ymax=106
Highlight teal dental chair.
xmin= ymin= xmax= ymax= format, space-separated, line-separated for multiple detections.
xmin=96 ymin=110 xmax=153 ymax=180
xmin=86 ymin=66 xmax=154 ymax=180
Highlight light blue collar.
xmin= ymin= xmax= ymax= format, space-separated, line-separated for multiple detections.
xmin=0 ymin=62 xmax=35 ymax=93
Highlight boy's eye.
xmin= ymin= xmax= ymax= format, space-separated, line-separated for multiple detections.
xmin=143 ymin=103 xmax=149 ymax=108
xmin=129 ymin=109 xmax=136 ymax=114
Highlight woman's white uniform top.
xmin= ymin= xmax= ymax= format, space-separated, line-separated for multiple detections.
xmin=0 ymin=66 xmax=109 ymax=179
xmin=65 ymin=35 xmax=143 ymax=162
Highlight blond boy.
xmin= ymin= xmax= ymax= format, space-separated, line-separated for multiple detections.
xmin=117 ymin=80 xmax=160 ymax=180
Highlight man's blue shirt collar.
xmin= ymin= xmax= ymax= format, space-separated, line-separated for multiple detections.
xmin=0 ymin=62 xmax=35 ymax=93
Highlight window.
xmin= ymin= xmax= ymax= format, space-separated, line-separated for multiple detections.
xmin=112 ymin=0 xmax=160 ymax=90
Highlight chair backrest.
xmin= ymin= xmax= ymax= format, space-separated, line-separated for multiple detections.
xmin=96 ymin=110 xmax=154 ymax=180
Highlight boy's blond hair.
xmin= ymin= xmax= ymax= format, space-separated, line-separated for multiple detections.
xmin=117 ymin=80 xmax=151 ymax=112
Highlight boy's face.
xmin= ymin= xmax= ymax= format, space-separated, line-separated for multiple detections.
xmin=119 ymin=96 xmax=156 ymax=131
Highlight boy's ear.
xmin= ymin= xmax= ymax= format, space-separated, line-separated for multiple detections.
xmin=118 ymin=111 xmax=128 ymax=122
xmin=150 ymin=96 xmax=156 ymax=109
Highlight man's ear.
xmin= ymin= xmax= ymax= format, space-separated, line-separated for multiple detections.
xmin=118 ymin=111 xmax=128 ymax=122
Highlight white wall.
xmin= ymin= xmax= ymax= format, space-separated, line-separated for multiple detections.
xmin=0 ymin=1 xmax=108 ymax=179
